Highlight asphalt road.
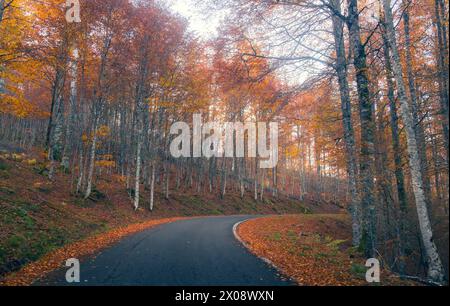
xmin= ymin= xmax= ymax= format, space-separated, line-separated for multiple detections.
xmin=37 ymin=216 xmax=294 ymax=286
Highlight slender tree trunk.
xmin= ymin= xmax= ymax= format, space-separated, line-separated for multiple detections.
xmin=132 ymin=35 xmax=150 ymax=209
xmin=47 ymin=35 xmax=69 ymax=165
xmin=347 ymin=0 xmax=377 ymax=257
xmin=431 ymin=133 xmax=444 ymax=211
xmin=133 ymin=138 xmax=142 ymax=210
xmin=76 ymin=147 xmax=84 ymax=194
xmin=164 ymin=160 xmax=170 ymax=200
xmin=403 ymin=2 xmax=433 ymax=214
xmin=0 ymin=0 xmax=9 ymax=102
xmin=48 ymin=96 xmax=65 ymax=180
xmin=221 ymin=158 xmax=227 ymax=199
xmin=260 ymin=169 xmax=266 ymax=201
xmin=84 ymin=31 xmax=112 ymax=199
xmin=254 ymin=157 xmax=258 ymax=201
xmin=240 ymin=158 xmax=246 ymax=198
xmin=1 ymin=0 xmax=13 ymax=94
xmin=381 ymin=22 xmax=408 ymax=274
xmin=0 ymin=0 xmax=6 ymax=23
xmin=85 ymin=118 xmax=98 ymax=199
xmin=330 ymin=0 xmax=361 ymax=246
xmin=62 ymin=48 xmax=79 ymax=171
xmin=434 ymin=0 xmax=449 ymax=162
xmin=149 ymin=161 xmax=155 ymax=211
xmin=382 ymin=0 xmax=445 ymax=283
xmin=272 ymin=166 xmax=277 ymax=197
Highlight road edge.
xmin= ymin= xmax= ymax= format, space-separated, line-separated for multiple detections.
xmin=232 ymin=218 xmax=298 ymax=285
xmin=0 ymin=217 xmax=189 ymax=286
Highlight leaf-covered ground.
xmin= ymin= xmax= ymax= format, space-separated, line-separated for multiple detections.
xmin=0 ymin=151 xmax=330 ymax=283
xmin=237 ymin=214 xmax=416 ymax=286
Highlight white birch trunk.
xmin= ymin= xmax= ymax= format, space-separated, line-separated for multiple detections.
xmin=381 ymin=0 xmax=445 ymax=283
xmin=149 ymin=163 xmax=155 ymax=211
xmin=76 ymin=148 xmax=84 ymax=194
xmin=84 ymin=128 xmax=97 ymax=199
xmin=133 ymin=139 xmax=142 ymax=210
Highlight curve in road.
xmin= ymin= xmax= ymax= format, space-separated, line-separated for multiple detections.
xmin=37 ymin=215 xmax=295 ymax=286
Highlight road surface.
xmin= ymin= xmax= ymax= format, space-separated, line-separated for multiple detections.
xmin=36 ymin=216 xmax=294 ymax=286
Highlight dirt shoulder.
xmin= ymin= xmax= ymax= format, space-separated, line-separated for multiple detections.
xmin=237 ymin=214 xmax=416 ymax=286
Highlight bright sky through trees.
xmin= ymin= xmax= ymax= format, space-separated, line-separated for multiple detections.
xmin=168 ymin=0 xmax=222 ymax=39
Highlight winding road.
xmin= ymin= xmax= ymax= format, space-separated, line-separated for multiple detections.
xmin=37 ymin=216 xmax=294 ymax=286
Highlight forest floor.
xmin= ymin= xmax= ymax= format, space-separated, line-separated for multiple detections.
xmin=0 ymin=148 xmax=340 ymax=281
xmin=237 ymin=214 xmax=418 ymax=286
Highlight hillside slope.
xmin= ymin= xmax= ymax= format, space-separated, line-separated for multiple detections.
xmin=0 ymin=150 xmax=337 ymax=279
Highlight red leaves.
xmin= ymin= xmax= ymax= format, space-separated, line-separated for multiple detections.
xmin=237 ymin=214 xmax=414 ymax=286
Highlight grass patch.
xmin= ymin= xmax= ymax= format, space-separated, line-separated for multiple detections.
xmin=350 ymin=263 xmax=367 ymax=279
xmin=0 ymin=186 xmax=15 ymax=195
xmin=270 ymin=232 xmax=282 ymax=241
xmin=0 ymin=159 xmax=10 ymax=171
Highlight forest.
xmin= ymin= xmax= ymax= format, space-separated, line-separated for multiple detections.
xmin=0 ymin=0 xmax=448 ymax=285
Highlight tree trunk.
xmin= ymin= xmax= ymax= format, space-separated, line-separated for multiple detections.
xmin=0 ymin=0 xmax=5 ymax=23
xmin=403 ymin=2 xmax=433 ymax=215
xmin=221 ymin=158 xmax=227 ymax=199
xmin=133 ymin=138 xmax=142 ymax=210
xmin=381 ymin=22 xmax=408 ymax=274
xmin=47 ymin=37 xmax=69 ymax=180
xmin=48 ymin=96 xmax=65 ymax=180
xmin=347 ymin=0 xmax=377 ymax=257
xmin=164 ymin=160 xmax=170 ymax=200
xmin=434 ymin=0 xmax=449 ymax=162
xmin=76 ymin=147 xmax=84 ymax=194
xmin=149 ymin=162 xmax=155 ymax=211
xmin=84 ymin=119 xmax=98 ymax=199
xmin=330 ymin=0 xmax=361 ymax=246
xmin=62 ymin=48 xmax=79 ymax=171
xmin=260 ymin=169 xmax=265 ymax=201
xmin=254 ymin=157 xmax=258 ymax=201
xmin=84 ymin=30 xmax=112 ymax=199
xmin=382 ymin=0 xmax=445 ymax=283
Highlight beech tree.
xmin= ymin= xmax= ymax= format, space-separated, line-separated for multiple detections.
xmin=381 ymin=0 xmax=445 ymax=283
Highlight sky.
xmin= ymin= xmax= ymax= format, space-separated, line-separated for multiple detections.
xmin=166 ymin=0 xmax=318 ymax=87
xmin=167 ymin=0 xmax=223 ymax=40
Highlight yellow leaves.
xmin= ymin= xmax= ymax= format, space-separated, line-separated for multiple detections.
xmin=285 ymin=145 xmax=301 ymax=159
xmin=81 ymin=133 xmax=89 ymax=143
xmin=82 ymin=126 xmax=110 ymax=145
xmin=96 ymin=154 xmax=116 ymax=168
xmin=96 ymin=125 xmax=111 ymax=138
xmin=158 ymin=76 xmax=176 ymax=89
xmin=0 ymin=83 xmax=34 ymax=118
xmin=95 ymin=160 xmax=116 ymax=168
xmin=148 ymin=97 xmax=179 ymax=109
xmin=102 ymin=154 xmax=114 ymax=161
xmin=11 ymin=153 xmax=26 ymax=161
xmin=1 ymin=0 xmax=46 ymax=119
xmin=112 ymin=174 xmax=127 ymax=184
xmin=25 ymin=159 xmax=37 ymax=166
